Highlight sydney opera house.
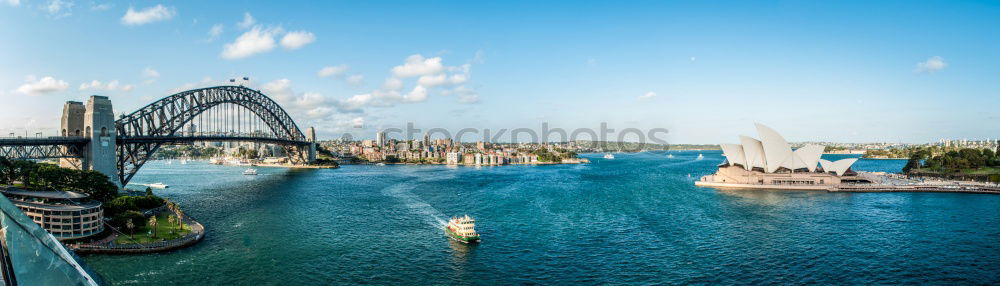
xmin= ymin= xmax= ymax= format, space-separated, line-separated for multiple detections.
xmin=695 ymin=124 xmax=870 ymax=190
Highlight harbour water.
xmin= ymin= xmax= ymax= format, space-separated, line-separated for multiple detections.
xmin=84 ymin=151 xmax=1000 ymax=284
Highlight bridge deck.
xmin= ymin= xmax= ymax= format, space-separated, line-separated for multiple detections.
xmin=0 ymin=137 xmax=89 ymax=146
xmin=118 ymin=135 xmax=311 ymax=146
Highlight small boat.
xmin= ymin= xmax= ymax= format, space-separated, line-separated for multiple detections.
xmin=243 ymin=168 xmax=258 ymax=175
xmin=376 ymin=163 xmax=386 ymax=166
xmin=696 ymin=154 xmax=704 ymax=160
xmin=445 ymin=215 xmax=480 ymax=243
xmin=603 ymin=153 xmax=615 ymax=159
xmin=147 ymin=183 xmax=169 ymax=189
xmin=667 ymin=154 xmax=674 ymax=158
xmin=180 ymin=159 xmax=188 ymax=165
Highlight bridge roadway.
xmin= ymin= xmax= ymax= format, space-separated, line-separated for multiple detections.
xmin=0 ymin=135 xmax=308 ymax=149
xmin=0 ymin=137 xmax=89 ymax=146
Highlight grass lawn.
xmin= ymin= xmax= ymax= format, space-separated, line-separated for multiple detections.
xmin=961 ymin=167 xmax=1000 ymax=175
xmin=115 ymin=212 xmax=192 ymax=245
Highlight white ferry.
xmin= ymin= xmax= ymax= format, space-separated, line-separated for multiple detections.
xmin=147 ymin=183 xmax=169 ymax=189
xmin=603 ymin=153 xmax=615 ymax=159
xmin=445 ymin=215 xmax=480 ymax=243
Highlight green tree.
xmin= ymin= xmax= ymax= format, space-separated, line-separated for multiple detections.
xmin=126 ymin=219 xmax=135 ymax=239
xmin=0 ymin=157 xmax=12 ymax=184
xmin=148 ymin=216 xmax=158 ymax=238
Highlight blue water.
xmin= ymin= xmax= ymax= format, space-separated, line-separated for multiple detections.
xmin=83 ymin=151 xmax=1000 ymax=284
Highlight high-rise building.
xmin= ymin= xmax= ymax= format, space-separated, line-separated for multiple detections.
xmin=376 ymin=131 xmax=386 ymax=147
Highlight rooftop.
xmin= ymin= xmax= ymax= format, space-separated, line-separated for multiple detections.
xmin=0 ymin=186 xmax=90 ymax=199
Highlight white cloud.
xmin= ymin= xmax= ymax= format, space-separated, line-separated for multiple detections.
xmin=142 ymin=67 xmax=160 ymax=78
xmin=45 ymin=0 xmax=73 ymax=18
xmin=417 ymin=73 xmax=468 ymax=88
xmin=260 ymin=78 xmax=293 ymax=101
xmin=4 ymin=0 xmax=19 ymax=7
xmin=90 ymin=2 xmax=111 ymax=11
xmin=346 ymin=74 xmax=364 ymax=87
xmin=221 ymin=26 xmax=280 ymax=60
xmin=79 ymin=80 xmax=134 ymax=92
xmin=404 ymin=85 xmax=428 ymax=102
xmin=382 ymin=77 xmax=403 ymax=91
xmin=208 ymin=24 xmax=224 ymax=39
xmin=335 ymin=94 xmax=373 ymax=112
xmin=327 ymin=53 xmax=484 ymax=112
xmin=121 ymin=4 xmax=175 ymax=26
xmin=280 ymin=31 xmax=315 ymax=50
xmin=142 ymin=67 xmax=160 ymax=84
xmin=237 ymin=12 xmax=255 ymax=29
xmin=916 ymin=56 xmax=947 ymax=73
xmin=318 ymin=65 xmax=348 ymax=78
xmin=638 ymin=91 xmax=657 ymax=101
xmin=15 ymin=76 xmax=69 ymax=95
xmin=392 ymin=55 xmax=444 ymax=78
xmin=259 ymin=79 xmax=336 ymax=119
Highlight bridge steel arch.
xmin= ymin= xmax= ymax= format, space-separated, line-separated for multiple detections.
xmin=115 ymin=86 xmax=312 ymax=186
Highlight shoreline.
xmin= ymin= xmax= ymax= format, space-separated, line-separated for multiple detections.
xmin=71 ymin=210 xmax=206 ymax=255
xmin=344 ymin=159 xmax=590 ymax=166
xmin=694 ymin=181 xmax=1000 ymax=195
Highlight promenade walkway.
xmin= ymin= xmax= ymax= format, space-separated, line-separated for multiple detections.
xmin=71 ymin=210 xmax=205 ymax=255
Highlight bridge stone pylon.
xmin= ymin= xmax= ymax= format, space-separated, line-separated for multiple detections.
xmin=59 ymin=96 xmax=119 ymax=187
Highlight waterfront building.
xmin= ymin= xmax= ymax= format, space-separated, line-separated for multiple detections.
xmin=0 ymin=187 xmax=104 ymax=240
xmin=376 ymin=131 xmax=386 ymax=147
xmin=697 ymin=124 xmax=869 ymax=190
xmin=446 ymin=152 xmax=462 ymax=165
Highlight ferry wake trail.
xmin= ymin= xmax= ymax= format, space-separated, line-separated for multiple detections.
xmin=381 ymin=183 xmax=448 ymax=228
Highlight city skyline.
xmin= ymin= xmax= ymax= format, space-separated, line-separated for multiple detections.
xmin=2 ymin=1 xmax=999 ymax=144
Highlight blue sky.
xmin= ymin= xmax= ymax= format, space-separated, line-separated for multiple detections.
xmin=1 ymin=1 xmax=998 ymax=143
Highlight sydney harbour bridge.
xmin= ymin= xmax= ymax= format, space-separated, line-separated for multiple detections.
xmin=0 ymin=85 xmax=317 ymax=187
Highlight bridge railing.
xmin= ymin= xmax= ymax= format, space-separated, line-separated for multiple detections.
xmin=0 ymin=136 xmax=86 ymax=140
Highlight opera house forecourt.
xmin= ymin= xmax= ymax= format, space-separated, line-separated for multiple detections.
xmin=696 ymin=123 xmax=872 ymax=190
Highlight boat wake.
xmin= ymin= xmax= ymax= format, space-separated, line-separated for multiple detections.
xmin=382 ymin=184 xmax=448 ymax=228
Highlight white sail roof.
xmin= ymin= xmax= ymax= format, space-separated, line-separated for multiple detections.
xmin=793 ymin=145 xmax=825 ymax=172
xmin=718 ymin=124 xmax=856 ymax=176
xmin=739 ymin=135 xmax=766 ymax=171
xmin=720 ymin=144 xmax=746 ymax=167
xmin=819 ymin=158 xmax=858 ymax=176
xmin=755 ymin=123 xmax=794 ymax=173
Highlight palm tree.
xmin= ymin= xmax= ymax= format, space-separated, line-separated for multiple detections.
xmin=176 ymin=211 xmax=185 ymax=230
xmin=126 ymin=219 xmax=135 ymax=239
xmin=149 ymin=216 xmax=158 ymax=239
xmin=167 ymin=215 xmax=177 ymax=232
